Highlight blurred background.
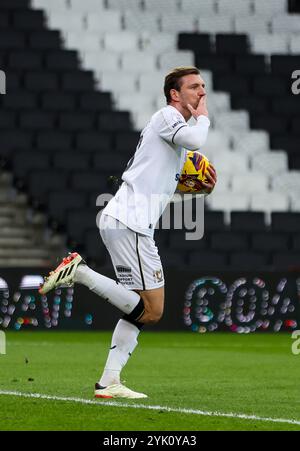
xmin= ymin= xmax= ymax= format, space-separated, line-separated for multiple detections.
xmin=0 ymin=0 xmax=299 ymax=333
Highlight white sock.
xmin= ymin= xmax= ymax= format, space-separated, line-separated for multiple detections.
xmin=99 ymin=319 xmax=140 ymax=387
xmin=74 ymin=264 xmax=140 ymax=315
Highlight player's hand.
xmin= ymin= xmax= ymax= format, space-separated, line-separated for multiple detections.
xmin=187 ymin=95 xmax=209 ymax=119
xmin=199 ymin=164 xmax=217 ymax=194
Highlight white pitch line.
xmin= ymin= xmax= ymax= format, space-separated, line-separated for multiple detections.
xmin=0 ymin=390 xmax=300 ymax=427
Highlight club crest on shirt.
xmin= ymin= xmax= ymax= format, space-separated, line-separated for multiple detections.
xmin=153 ymin=269 xmax=163 ymax=283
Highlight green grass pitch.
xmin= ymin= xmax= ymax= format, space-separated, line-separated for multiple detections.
xmin=0 ymin=331 xmax=299 ymax=431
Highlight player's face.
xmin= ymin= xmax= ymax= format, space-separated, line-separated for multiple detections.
xmin=177 ymin=74 xmax=206 ymax=109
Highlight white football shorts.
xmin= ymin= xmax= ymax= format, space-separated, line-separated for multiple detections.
xmin=99 ymin=213 xmax=165 ymax=291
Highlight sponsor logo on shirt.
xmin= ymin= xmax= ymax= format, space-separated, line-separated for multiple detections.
xmin=153 ymin=269 xmax=163 ymax=283
xmin=171 ymin=120 xmax=184 ymax=129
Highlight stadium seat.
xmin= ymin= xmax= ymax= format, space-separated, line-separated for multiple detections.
xmin=213 ymin=111 xmax=249 ymax=131
xmin=29 ymin=30 xmax=62 ymax=49
xmin=64 ymin=31 xmax=101 ymax=52
xmin=123 ymin=11 xmax=160 ymax=33
xmin=230 ymin=251 xmax=269 ymax=270
xmin=181 ymin=0 xmax=216 ymax=14
xmin=82 ymin=51 xmax=120 ymax=72
xmin=86 ymin=11 xmax=122 ymax=32
xmin=24 ymin=72 xmax=58 ymax=91
xmin=61 ymin=71 xmax=95 ymax=91
xmin=250 ymin=34 xmax=290 ymax=54
xmin=107 ymin=0 xmax=142 ymax=10
xmin=234 ymin=17 xmax=270 ymax=34
xmin=79 ymin=92 xmax=112 ymax=112
xmin=215 ymin=34 xmax=249 ymax=55
xmin=217 ymin=0 xmax=252 ymax=15
xmin=272 ymin=252 xmax=300 ymax=270
xmin=59 ymin=112 xmax=95 ymax=131
xmin=250 ymin=151 xmax=288 ymax=175
xmin=48 ymin=190 xmax=87 ymax=223
xmin=211 ymin=232 xmax=249 ymax=251
xmin=271 ymin=14 xmax=300 ymax=32
xmin=41 ymin=92 xmax=76 ymax=111
xmin=98 ymin=112 xmax=132 ymax=131
xmin=234 ymin=55 xmax=266 ymax=75
xmin=188 ymin=250 xmax=228 ymax=270
xmin=0 ymin=31 xmax=26 ymax=49
xmin=271 ymin=212 xmax=300 ymax=232
xmin=290 ymin=35 xmax=300 ymax=53
xmin=83 ymin=228 xmax=108 ymax=265
xmin=12 ymin=151 xmax=50 ymax=178
xmin=231 ymin=96 xmax=268 ymax=114
xmin=178 ymin=33 xmax=213 ymax=53
xmin=46 ymin=11 xmax=85 ymax=32
xmin=0 ymin=112 xmax=16 ymax=129
xmin=28 ymin=170 xmax=68 ymax=203
xmin=114 ymin=131 xmax=140 ymax=153
xmin=69 ymin=0 xmax=106 ymax=12
xmin=71 ymin=171 xmax=109 ymax=192
xmin=160 ymin=14 xmax=197 ymax=33
xmin=230 ymin=211 xmax=267 ymax=231
xmin=251 ymin=232 xmax=289 ymax=252
xmin=45 ymin=50 xmax=79 ymax=70
xmin=0 ymin=130 xmax=34 ymax=152
xmin=253 ymin=0 xmax=287 ymax=15
xmin=103 ymin=32 xmax=139 ymax=52
xmin=93 ymin=152 xmax=128 ymax=173
xmin=67 ymin=208 xmax=98 ymax=243
xmin=36 ymin=131 xmax=73 ymax=151
xmin=20 ymin=111 xmax=55 ymax=130
xmin=53 ymin=152 xmax=90 ymax=170
xmin=161 ymin=250 xmax=187 ymax=268
xmin=231 ymin=173 xmax=269 ymax=194
xmin=158 ymin=51 xmax=195 ymax=71
xmin=198 ymin=16 xmax=234 ymax=33
xmin=31 ymin=0 xmax=68 ymax=9
xmin=75 ymin=131 xmax=113 ymax=152
xmin=206 ymin=193 xmax=250 ymax=212
xmin=204 ymin=211 xmax=227 ymax=232
xmin=121 ymin=52 xmax=158 ymax=72
xmin=140 ymin=32 xmax=177 ymax=52
xmin=169 ymin=230 xmax=208 ymax=251
xmin=232 ymin=131 xmax=269 ymax=154
xmin=8 ymin=51 xmax=43 ymax=69
xmin=98 ymin=71 xmax=137 ymax=93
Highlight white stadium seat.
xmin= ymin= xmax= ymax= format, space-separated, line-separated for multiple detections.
xmin=208 ymin=92 xmax=231 ymax=113
xmin=64 ymin=32 xmax=101 ymax=51
xmin=271 ymin=171 xmax=300 ymax=193
xmin=217 ymin=0 xmax=252 ymax=15
xmin=290 ymin=196 xmax=300 ymax=212
xmin=140 ymin=32 xmax=177 ymax=52
xmin=250 ymin=192 xmax=289 ymax=212
xmin=121 ymin=52 xmax=158 ymax=72
xmin=231 ymin=173 xmax=269 ymax=193
xmin=250 ymin=151 xmax=288 ymax=175
xmin=253 ymin=0 xmax=287 ymax=16
xmin=81 ymin=51 xmax=120 ymax=71
xmin=250 ymin=34 xmax=289 ymax=54
xmin=198 ymin=16 xmax=234 ymax=33
xmin=271 ymin=15 xmax=300 ymax=33
xmin=206 ymin=193 xmax=250 ymax=212
xmin=103 ymin=32 xmax=139 ymax=51
xmin=31 ymin=0 xmax=68 ymax=9
xmin=115 ymin=93 xmax=156 ymax=115
xmin=86 ymin=11 xmax=122 ymax=32
xmin=213 ymin=111 xmax=249 ymax=132
xmin=138 ymin=71 xmax=167 ymax=94
xmin=180 ymin=0 xmax=216 ymax=15
xmin=158 ymin=51 xmax=195 ymax=71
xmin=46 ymin=11 xmax=85 ymax=32
xmin=107 ymin=0 xmax=143 ymax=10
xmin=161 ymin=14 xmax=197 ymax=33
xmin=98 ymin=71 xmax=138 ymax=93
xmin=144 ymin=0 xmax=181 ymax=11
xmin=290 ymin=35 xmax=300 ymax=54
xmin=69 ymin=0 xmax=105 ymax=12
xmin=232 ymin=131 xmax=269 ymax=154
xmin=209 ymin=172 xmax=231 ymax=193
xmin=202 ymin=130 xmax=231 ymax=154
xmin=123 ymin=11 xmax=160 ymax=33
xmin=214 ymin=151 xmax=249 ymax=174
xmin=132 ymin=111 xmax=155 ymax=131
xmin=234 ymin=17 xmax=270 ymax=34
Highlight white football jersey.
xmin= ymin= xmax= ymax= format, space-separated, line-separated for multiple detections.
xmin=103 ymin=105 xmax=210 ymax=236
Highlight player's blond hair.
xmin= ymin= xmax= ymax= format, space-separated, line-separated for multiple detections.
xmin=164 ymin=66 xmax=200 ymax=104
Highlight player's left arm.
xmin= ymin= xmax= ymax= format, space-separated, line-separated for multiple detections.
xmin=199 ymin=164 xmax=217 ymax=194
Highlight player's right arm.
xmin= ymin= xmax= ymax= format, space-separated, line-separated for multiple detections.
xmin=153 ymin=100 xmax=210 ymax=150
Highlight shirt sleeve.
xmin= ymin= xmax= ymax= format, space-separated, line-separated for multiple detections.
xmin=173 ymin=115 xmax=210 ymax=150
xmin=152 ymin=107 xmax=210 ymax=150
xmin=152 ymin=107 xmax=188 ymax=145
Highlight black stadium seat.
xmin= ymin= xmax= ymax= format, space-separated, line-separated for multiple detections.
xmin=272 ymin=252 xmax=300 ymax=270
xmin=48 ymin=191 xmax=87 ymax=224
xmin=251 ymin=232 xmax=290 ymax=252
xmin=12 ymin=9 xmax=45 ymax=30
xmin=24 ymin=72 xmax=58 ymax=91
xmin=0 ymin=31 xmax=25 ymax=49
xmin=230 ymin=252 xmax=269 ymax=270
xmin=13 ymin=151 xmax=50 ymax=178
xmin=67 ymin=208 xmax=99 ymax=244
xmin=231 ymin=96 xmax=267 ymax=113
xmin=59 ymin=112 xmax=95 ymax=131
xmin=214 ymin=75 xmax=250 ymax=94
xmin=83 ymin=229 xmax=108 ymax=265
xmin=211 ymin=232 xmax=249 ymax=251
xmin=28 ymin=170 xmax=68 ymax=203
xmin=204 ymin=211 xmax=227 ymax=232
xmin=41 ymin=92 xmax=76 ymax=111
xmin=79 ymin=92 xmax=112 ymax=112
xmin=188 ymin=250 xmax=228 ymax=270
xmin=75 ymin=131 xmax=113 ymax=152
xmin=271 ymin=212 xmax=300 ymax=232
xmin=71 ymin=171 xmax=109 ymax=192
xmin=251 ymin=115 xmax=289 ymax=133
xmin=8 ymin=51 xmax=43 ymax=69
xmin=230 ymin=212 xmax=266 ymax=232
xmin=169 ymin=230 xmax=208 ymax=251
xmin=53 ymin=152 xmax=90 ymax=170
xmin=114 ymin=131 xmax=140 ymax=153
xmin=98 ymin=112 xmax=132 ymax=131
xmin=0 ymin=111 xmax=16 ymax=128
xmin=61 ymin=71 xmax=95 ymax=92
xmin=45 ymin=50 xmax=79 ymax=70
xmin=215 ymin=34 xmax=249 ymax=55
xmin=2 ymin=91 xmax=37 ymax=109
xmin=36 ymin=131 xmax=73 ymax=151
xmin=178 ymin=33 xmax=212 ymax=53
xmin=29 ymin=30 xmax=62 ymax=49
xmin=234 ymin=55 xmax=266 ymax=75
xmin=20 ymin=111 xmax=55 ymax=130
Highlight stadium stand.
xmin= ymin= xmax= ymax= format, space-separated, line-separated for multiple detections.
xmin=0 ymin=0 xmax=299 ymax=270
